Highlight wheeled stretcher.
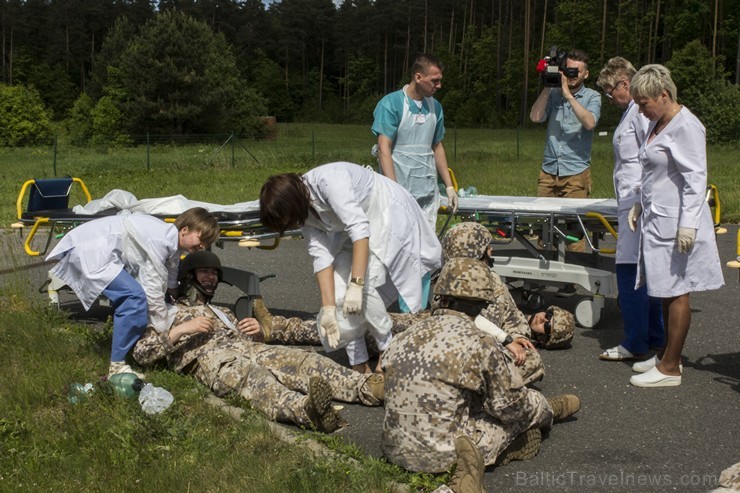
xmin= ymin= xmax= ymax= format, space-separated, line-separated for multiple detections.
xmin=440 ymin=185 xmax=723 ymax=328
xmin=441 ymin=195 xmax=619 ymax=328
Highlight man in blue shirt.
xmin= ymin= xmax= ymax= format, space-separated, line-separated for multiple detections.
xmin=530 ymin=49 xmax=601 ymax=256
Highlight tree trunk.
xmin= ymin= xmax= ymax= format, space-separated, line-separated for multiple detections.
xmin=539 ymin=0 xmax=548 ymax=56
xmin=423 ymin=0 xmax=428 ymax=53
xmin=521 ymin=0 xmax=531 ymax=127
xmin=319 ymin=36 xmax=324 ymax=112
xmin=600 ymin=0 xmax=607 ymax=62
xmin=651 ymin=0 xmax=661 ymax=63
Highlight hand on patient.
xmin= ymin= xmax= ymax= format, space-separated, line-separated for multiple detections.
xmin=506 ymin=338 xmax=534 ymax=366
xmin=237 ymin=317 xmax=263 ymax=340
xmin=343 ymin=281 xmax=364 ymax=315
xmin=627 ymin=203 xmax=642 ymax=232
xmin=677 ymin=227 xmax=696 ymax=254
xmin=319 ymin=306 xmax=340 ymax=349
xmin=169 ymin=316 xmax=213 ymax=344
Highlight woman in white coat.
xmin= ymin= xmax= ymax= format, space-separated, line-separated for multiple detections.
xmin=596 ymin=57 xmax=664 ymax=362
xmin=259 ymin=162 xmax=442 ymax=374
xmin=627 ymin=65 xmax=724 ymax=387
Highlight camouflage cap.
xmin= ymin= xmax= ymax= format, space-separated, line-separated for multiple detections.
xmin=178 ymin=250 xmax=223 ymax=282
xmin=544 ymin=306 xmax=575 ymax=349
xmin=441 ymin=222 xmax=493 ymax=261
xmin=433 ymin=257 xmax=495 ymax=303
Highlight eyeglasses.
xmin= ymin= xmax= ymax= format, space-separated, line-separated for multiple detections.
xmin=605 ymin=80 xmax=625 ymax=100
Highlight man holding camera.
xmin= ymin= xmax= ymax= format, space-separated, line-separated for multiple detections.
xmin=530 ymin=49 xmax=601 ymax=255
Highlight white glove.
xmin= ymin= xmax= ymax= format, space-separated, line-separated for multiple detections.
xmin=628 ymin=203 xmax=642 ymax=232
xmin=318 ymin=306 xmax=340 ymax=349
xmin=343 ymin=281 xmax=364 ymax=315
xmin=677 ymin=227 xmax=696 ymax=254
xmin=446 ymin=186 xmax=459 ymax=214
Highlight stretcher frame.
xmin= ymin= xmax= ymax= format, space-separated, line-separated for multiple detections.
xmin=441 ymin=196 xmax=619 ymax=328
xmin=13 ymin=177 xmax=289 ymax=309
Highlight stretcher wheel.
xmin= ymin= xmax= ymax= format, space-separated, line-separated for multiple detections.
xmin=574 ymin=298 xmax=601 ymax=328
xmin=524 ymin=292 xmax=544 ymax=311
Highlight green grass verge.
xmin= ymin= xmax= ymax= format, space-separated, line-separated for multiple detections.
xmin=1 ymin=124 xmax=738 ymax=225
xmin=0 ymin=280 xmax=444 ymax=492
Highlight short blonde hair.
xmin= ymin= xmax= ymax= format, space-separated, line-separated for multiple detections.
xmin=597 ymin=57 xmax=637 ymax=89
xmin=630 ymin=64 xmax=677 ymax=101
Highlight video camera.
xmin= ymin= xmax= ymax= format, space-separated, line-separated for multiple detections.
xmin=539 ymin=46 xmax=579 ymax=87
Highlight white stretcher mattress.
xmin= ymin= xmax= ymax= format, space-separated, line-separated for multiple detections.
xmin=446 ymin=195 xmax=618 ymax=216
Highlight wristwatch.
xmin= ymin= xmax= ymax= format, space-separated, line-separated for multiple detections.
xmin=502 ymin=335 xmax=514 ymax=346
xmin=351 ymin=277 xmax=365 ymax=286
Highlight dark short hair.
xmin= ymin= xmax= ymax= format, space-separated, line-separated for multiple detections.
xmin=259 ymin=173 xmax=311 ymax=234
xmin=411 ymin=53 xmax=443 ymax=77
xmin=567 ymin=49 xmax=589 ymax=70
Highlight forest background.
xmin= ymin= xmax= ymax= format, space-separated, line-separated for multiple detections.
xmin=1 ymin=0 xmax=739 ymax=148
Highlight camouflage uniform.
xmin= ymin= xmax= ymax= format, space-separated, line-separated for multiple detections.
xmin=382 ymin=308 xmax=554 ymax=472
xmin=441 ymin=222 xmax=545 ymax=384
xmin=132 ymin=299 xmax=382 ymax=427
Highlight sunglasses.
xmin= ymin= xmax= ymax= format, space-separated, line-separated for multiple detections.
xmin=605 ymin=80 xmax=624 ymax=100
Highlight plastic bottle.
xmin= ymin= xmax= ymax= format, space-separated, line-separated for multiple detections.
xmin=138 ymin=383 xmax=174 ymax=415
xmin=465 ymin=186 xmax=478 ymax=197
xmin=67 ymin=382 xmax=94 ymax=404
xmin=106 ymin=373 xmax=145 ymax=398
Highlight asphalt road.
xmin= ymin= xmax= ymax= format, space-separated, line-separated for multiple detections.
xmin=3 ymin=224 xmax=738 ymax=493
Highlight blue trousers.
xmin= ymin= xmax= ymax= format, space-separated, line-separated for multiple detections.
xmin=616 ymin=263 xmax=664 ymax=354
xmin=103 ymin=270 xmax=149 ymax=362
xmin=398 ymin=272 xmax=431 ymax=313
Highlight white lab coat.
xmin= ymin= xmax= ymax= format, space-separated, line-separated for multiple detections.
xmin=613 ymin=101 xmax=649 ymax=264
xmin=302 ymin=162 xmax=442 ymax=347
xmin=635 ymin=108 xmax=724 ymax=297
xmin=46 ymin=213 xmax=180 ymax=332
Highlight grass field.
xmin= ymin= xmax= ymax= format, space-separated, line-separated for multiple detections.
xmin=1 ymin=123 xmax=738 ymax=225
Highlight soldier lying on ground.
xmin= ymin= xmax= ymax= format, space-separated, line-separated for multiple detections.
xmin=382 ymin=258 xmax=581 ymax=492
xmin=132 ymin=251 xmax=384 ymax=433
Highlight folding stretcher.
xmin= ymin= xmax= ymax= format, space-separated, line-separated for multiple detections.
xmin=12 ymin=178 xmax=292 ymax=310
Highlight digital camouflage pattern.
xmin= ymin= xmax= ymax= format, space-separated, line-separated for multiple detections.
xmin=433 ymin=258 xmax=496 ymax=302
xmin=544 ymin=306 xmax=575 ymax=349
xmin=382 ymin=309 xmax=553 ymax=472
xmin=132 ymin=299 xmax=382 ymax=427
xmin=441 ymin=222 xmax=492 ymax=261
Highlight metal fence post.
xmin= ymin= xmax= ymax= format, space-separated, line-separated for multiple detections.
xmin=231 ymin=132 xmax=235 ymax=167
xmin=53 ymin=135 xmax=58 ymax=176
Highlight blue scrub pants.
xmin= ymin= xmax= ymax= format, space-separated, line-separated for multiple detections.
xmin=616 ymin=263 xmax=664 ymax=354
xmin=398 ymin=272 xmax=431 ymax=313
xmin=103 ymin=270 xmax=148 ymax=362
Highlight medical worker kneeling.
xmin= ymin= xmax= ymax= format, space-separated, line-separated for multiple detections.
xmin=259 ymin=162 xmax=442 ymax=374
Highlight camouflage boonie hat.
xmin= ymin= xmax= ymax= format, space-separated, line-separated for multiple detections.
xmin=543 ymin=306 xmax=575 ymax=349
xmin=442 ymin=222 xmax=493 ymax=261
xmin=434 ymin=258 xmax=495 ymax=303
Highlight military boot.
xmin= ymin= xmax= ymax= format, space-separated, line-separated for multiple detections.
xmin=305 ymin=377 xmax=344 ymax=433
xmin=252 ymin=297 xmax=273 ymax=342
xmin=547 ymin=394 xmax=581 ymax=423
xmin=495 ymin=428 xmax=542 ymax=465
xmin=366 ymin=373 xmax=385 ymax=402
xmin=448 ymin=435 xmax=484 ymax=493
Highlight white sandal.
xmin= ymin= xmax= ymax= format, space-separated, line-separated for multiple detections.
xmin=598 ymin=345 xmax=638 ymax=361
